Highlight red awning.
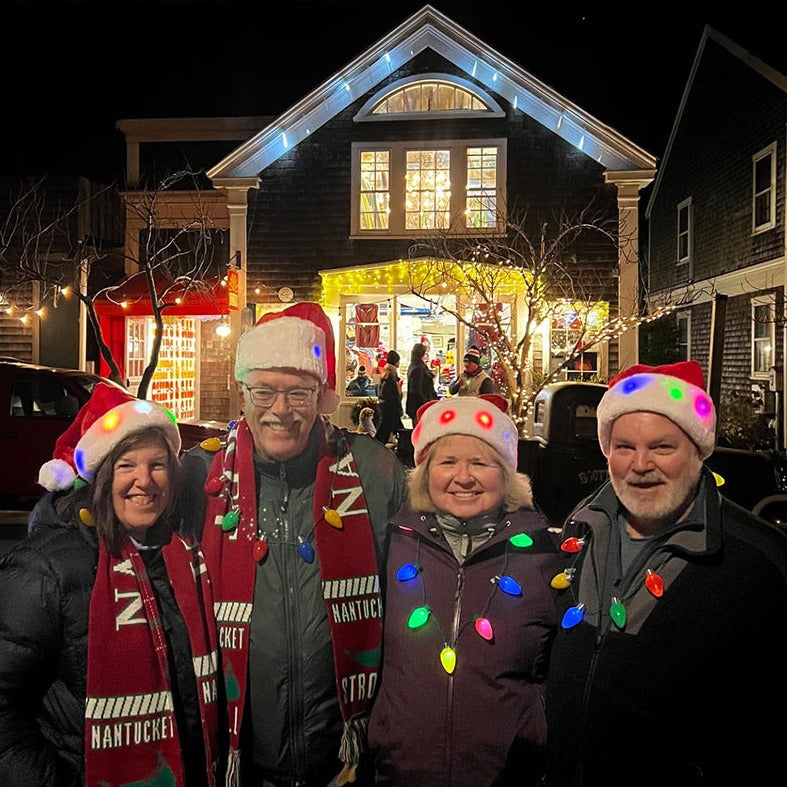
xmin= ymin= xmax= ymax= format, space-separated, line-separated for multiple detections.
xmin=93 ymin=275 xmax=228 ymax=316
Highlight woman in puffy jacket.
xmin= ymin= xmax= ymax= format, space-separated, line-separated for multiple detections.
xmin=405 ymin=341 xmax=438 ymax=425
xmin=368 ymin=394 xmax=561 ymax=786
xmin=375 ymin=349 xmax=404 ymax=446
xmin=0 ymin=383 xmax=223 ymax=786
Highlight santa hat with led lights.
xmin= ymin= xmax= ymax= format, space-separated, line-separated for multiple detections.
xmin=37 ymin=382 xmax=181 ymax=492
xmin=234 ymin=301 xmax=339 ymax=414
xmin=596 ymin=360 xmax=717 ymax=459
xmin=412 ymin=394 xmax=518 ymax=468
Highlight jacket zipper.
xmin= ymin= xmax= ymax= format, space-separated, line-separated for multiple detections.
xmin=277 ymin=462 xmax=305 ymax=782
xmin=444 ymin=567 xmax=464 ymax=786
xmin=578 ymin=535 xmax=669 ymax=766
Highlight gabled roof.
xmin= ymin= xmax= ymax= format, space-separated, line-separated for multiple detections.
xmin=208 ymin=4 xmax=655 ymax=183
xmin=646 ymin=25 xmax=787 ymax=217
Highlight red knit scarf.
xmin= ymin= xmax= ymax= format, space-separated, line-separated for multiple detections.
xmin=85 ymin=534 xmax=221 ymax=786
xmin=201 ymin=419 xmax=382 ymax=784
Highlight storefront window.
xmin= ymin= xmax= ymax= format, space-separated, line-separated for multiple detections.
xmin=126 ymin=316 xmax=197 ymax=421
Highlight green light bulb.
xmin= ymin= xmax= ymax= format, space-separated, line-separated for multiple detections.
xmin=509 ymin=533 xmax=534 ymax=548
xmin=221 ymin=510 xmax=239 ymax=531
xmin=610 ymin=598 xmax=627 ymax=629
xmin=408 ymin=606 xmax=430 ymax=630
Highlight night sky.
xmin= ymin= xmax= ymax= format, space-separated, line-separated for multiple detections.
xmin=1 ymin=0 xmax=783 ymax=184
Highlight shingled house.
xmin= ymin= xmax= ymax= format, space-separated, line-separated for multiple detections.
xmin=645 ymin=26 xmax=787 ymax=447
xmin=115 ymin=4 xmax=655 ymax=425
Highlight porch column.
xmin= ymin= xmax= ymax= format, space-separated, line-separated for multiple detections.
xmin=214 ymin=178 xmax=259 ymax=419
xmin=604 ymin=170 xmax=656 ymax=373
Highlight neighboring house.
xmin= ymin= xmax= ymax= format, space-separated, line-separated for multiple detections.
xmin=0 ymin=174 xmax=124 ymax=367
xmin=117 ymin=4 xmax=656 ymax=426
xmin=645 ymin=25 xmax=787 ymax=447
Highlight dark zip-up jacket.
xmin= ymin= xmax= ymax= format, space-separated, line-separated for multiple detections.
xmin=182 ymin=419 xmax=407 ymax=786
xmin=546 ymin=468 xmax=787 ymax=787
xmin=368 ymin=504 xmax=561 ymax=786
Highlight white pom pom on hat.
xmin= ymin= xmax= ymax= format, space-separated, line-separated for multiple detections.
xmin=596 ymin=360 xmax=717 ymax=459
xmin=234 ymin=301 xmax=339 ymax=414
xmin=37 ymin=382 xmax=181 ymax=492
xmin=412 ymin=394 xmax=518 ymax=468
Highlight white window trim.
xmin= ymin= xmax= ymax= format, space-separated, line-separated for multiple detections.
xmin=751 ymin=293 xmax=776 ymax=378
xmin=350 ymin=138 xmax=507 ymax=238
xmin=676 ymin=197 xmax=692 ymax=266
xmin=353 ymin=73 xmax=505 ymax=122
xmin=752 ymin=143 xmax=776 ymax=234
xmin=676 ymin=310 xmax=691 ymax=361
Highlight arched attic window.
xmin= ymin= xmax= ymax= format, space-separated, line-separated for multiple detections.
xmin=354 ymin=74 xmax=504 ymax=122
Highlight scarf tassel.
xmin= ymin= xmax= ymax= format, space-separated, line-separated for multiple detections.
xmin=225 ymin=747 xmax=241 ymax=787
xmin=339 ymin=713 xmax=369 ymax=766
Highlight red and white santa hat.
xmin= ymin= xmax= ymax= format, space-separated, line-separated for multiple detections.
xmin=412 ymin=394 xmax=518 ymax=468
xmin=234 ymin=301 xmax=339 ymax=413
xmin=37 ymin=382 xmax=181 ymax=492
xmin=597 ymin=360 xmax=716 ymax=459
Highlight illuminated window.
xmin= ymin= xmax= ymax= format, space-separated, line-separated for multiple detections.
xmin=677 ymin=197 xmax=692 ymax=265
xmin=351 ymin=139 xmax=506 ymax=237
xmin=466 ymin=147 xmax=497 ymax=229
xmin=405 ymin=149 xmax=451 ymax=230
xmin=752 ymin=295 xmax=775 ymax=377
xmin=372 ymin=80 xmax=487 ymax=114
xmin=753 ymin=144 xmax=776 ymax=233
xmin=360 ymin=150 xmax=390 ymax=230
xmin=355 ymin=74 xmax=504 ymax=121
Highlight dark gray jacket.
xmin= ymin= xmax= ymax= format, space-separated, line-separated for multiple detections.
xmin=182 ymin=419 xmax=407 ymax=786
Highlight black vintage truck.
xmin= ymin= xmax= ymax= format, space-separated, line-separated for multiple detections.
xmin=397 ymin=381 xmax=787 ymax=528
xmin=519 ymin=382 xmax=787 ymax=527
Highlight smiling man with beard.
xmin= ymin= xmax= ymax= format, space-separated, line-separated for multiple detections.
xmin=546 ymin=360 xmax=787 ymax=787
xmin=181 ymin=302 xmax=407 ymax=787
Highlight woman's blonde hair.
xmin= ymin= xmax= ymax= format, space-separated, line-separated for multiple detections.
xmin=407 ymin=434 xmax=533 ymax=513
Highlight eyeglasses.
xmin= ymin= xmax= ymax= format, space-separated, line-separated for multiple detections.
xmin=243 ymin=384 xmax=318 ymax=408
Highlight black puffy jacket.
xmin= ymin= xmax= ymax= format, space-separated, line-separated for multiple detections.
xmin=0 ymin=489 xmax=211 ymax=786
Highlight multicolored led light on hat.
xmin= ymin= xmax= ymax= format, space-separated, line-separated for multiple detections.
xmin=475 ymin=410 xmax=494 ymax=429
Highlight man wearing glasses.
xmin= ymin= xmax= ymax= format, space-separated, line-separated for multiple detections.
xmin=182 ymin=302 xmax=407 ymax=787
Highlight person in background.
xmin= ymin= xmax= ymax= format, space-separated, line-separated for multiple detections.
xmin=180 ymin=302 xmax=407 ymax=787
xmin=346 ymin=365 xmax=376 ymax=397
xmin=369 ymin=394 xmax=561 ymax=786
xmin=0 ymin=382 xmax=222 ymax=786
xmin=448 ymin=345 xmax=496 ymax=396
xmin=405 ymin=341 xmax=438 ymax=425
xmin=546 ymin=360 xmax=787 ymax=787
xmin=375 ymin=349 xmax=404 ymax=446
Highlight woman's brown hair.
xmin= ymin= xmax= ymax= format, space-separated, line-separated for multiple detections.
xmin=91 ymin=427 xmax=181 ymax=556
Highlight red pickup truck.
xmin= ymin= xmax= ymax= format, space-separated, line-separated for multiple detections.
xmin=0 ymin=359 xmax=226 ymax=506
